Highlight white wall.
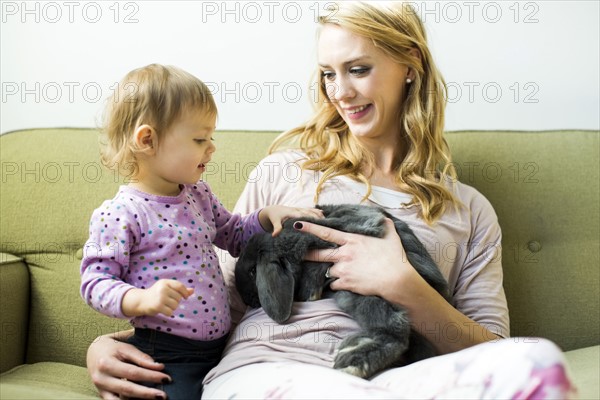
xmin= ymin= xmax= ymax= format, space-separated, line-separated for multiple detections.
xmin=1 ymin=0 xmax=598 ymax=134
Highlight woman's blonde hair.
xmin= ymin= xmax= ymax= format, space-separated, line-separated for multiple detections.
xmin=100 ymin=64 xmax=217 ymax=176
xmin=269 ymin=2 xmax=458 ymax=224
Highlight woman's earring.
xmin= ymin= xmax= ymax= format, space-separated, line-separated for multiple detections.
xmin=406 ymin=78 xmax=412 ymax=84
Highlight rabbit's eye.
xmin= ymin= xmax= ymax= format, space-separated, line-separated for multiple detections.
xmin=249 ymin=266 xmax=256 ymax=278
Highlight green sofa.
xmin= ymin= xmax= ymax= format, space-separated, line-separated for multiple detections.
xmin=1 ymin=128 xmax=598 ymax=399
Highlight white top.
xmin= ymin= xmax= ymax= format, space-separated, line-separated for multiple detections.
xmin=204 ymin=150 xmax=509 ymax=384
xmin=336 ymin=175 xmax=414 ymax=208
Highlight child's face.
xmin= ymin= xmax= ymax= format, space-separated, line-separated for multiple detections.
xmin=150 ymin=110 xmax=216 ymax=189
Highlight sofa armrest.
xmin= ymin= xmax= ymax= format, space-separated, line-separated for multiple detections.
xmin=0 ymin=253 xmax=30 ymax=373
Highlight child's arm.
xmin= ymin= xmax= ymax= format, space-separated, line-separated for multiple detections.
xmin=80 ymin=206 xmax=133 ymax=318
xmin=80 ymin=202 xmax=145 ymax=319
xmin=200 ymin=182 xmax=322 ymax=254
xmin=81 ymin=203 xmax=195 ymax=319
xmin=121 ymin=280 xmax=194 ymax=317
xmin=258 ymin=205 xmax=324 ymax=236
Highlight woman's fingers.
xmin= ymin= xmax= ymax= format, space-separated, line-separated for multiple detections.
xmin=304 ymin=247 xmax=341 ymax=263
xmin=88 ymin=336 xmax=169 ymax=400
xmin=92 ymin=367 xmax=167 ymax=400
xmin=295 ymin=217 xmax=407 ymax=297
xmin=97 ymin=389 xmax=120 ymax=400
xmin=293 ymin=220 xmax=349 ymax=246
xmin=294 ymin=220 xmax=349 ymax=263
xmin=101 ymin=376 xmax=165 ymax=400
xmin=97 ymin=358 xmax=167 ymax=400
xmin=307 ymin=207 xmax=325 ymax=219
xmin=381 ymin=217 xmax=397 ymax=237
xmin=115 ymin=345 xmax=166 ymax=372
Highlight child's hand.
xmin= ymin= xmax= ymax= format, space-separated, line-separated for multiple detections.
xmin=121 ymin=279 xmax=194 ymax=317
xmin=259 ymin=206 xmax=324 ymax=237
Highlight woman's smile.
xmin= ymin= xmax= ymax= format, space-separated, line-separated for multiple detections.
xmin=343 ymin=104 xmax=373 ymax=120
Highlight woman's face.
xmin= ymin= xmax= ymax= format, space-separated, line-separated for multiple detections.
xmin=318 ymin=24 xmax=410 ymax=145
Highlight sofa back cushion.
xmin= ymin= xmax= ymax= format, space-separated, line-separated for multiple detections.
xmin=444 ymin=131 xmax=599 ymax=351
xmin=0 ymin=128 xmax=598 ymax=368
xmin=208 ymin=130 xmax=600 ymax=351
xmin=0 ymin=129 xmax=131 ymax=366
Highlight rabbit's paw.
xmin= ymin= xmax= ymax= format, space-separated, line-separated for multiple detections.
xmin=333 ymin=334 xmax=380 ymax=379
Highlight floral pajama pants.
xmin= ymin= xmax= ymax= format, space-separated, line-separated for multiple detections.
xmin=202 ymin=338 xmax=577 ymax=399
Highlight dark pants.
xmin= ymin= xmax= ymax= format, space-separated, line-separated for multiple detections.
xmin=126 ymin=328 xmax=228 ymax=400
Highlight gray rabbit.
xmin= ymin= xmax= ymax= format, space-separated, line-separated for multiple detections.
xmin=235 ymin=204 xmax=451 ymax=379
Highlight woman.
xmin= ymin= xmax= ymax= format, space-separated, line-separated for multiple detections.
xmin=87 ymin=2 xmax=576 ymax=399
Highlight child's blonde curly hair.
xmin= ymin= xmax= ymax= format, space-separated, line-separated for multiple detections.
xmin=99 ymin=64 xmax=217 ymax=177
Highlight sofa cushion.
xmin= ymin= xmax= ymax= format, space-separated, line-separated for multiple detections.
xmin=24 ymin=255 xmax=130 ymax=366
xmin=203 ymin=130 xmax=279 ymax=210
xmin=445 ymin=131 xmax=599 ymax=352
xmin=0 ymin=129 xmax=131 ymax=366
xmin=0 ymin=362 xmax=97 ymax=399
xmin=210 ymin=129 xmax=600 ymax=351
xmin=1 ymin=128 xmax=598 ymax=368
xmin=564 ymin=345 xmax=600 ymax=399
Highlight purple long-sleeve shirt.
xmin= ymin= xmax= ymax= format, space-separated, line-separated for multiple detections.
xmin=80 ymin=182 xmax=265 ymax=340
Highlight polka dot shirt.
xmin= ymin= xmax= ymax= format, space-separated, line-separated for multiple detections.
xmin=80 ymin=182 xmax=264 ymax=340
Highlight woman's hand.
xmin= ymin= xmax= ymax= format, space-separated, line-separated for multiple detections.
xmin=293 ymin=218 xmax=502 ymax=354
xmin=259 ymin=205 xmax=324 ymax=236
xmin=295 ymin=218 xmax=413 ymax=300
xmin=86 ymin=331 xmax=169 ymax=400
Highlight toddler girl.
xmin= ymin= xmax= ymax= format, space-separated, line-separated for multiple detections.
xmin=80 ymin=64 xmax=321 ymax=399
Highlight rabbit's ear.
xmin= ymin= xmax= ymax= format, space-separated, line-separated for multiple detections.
xmin=256 ymin=256 xmax=295 ymax=324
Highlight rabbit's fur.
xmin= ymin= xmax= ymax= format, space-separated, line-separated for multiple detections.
xmin=235 ymin=204 xmax=451 ymax=378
